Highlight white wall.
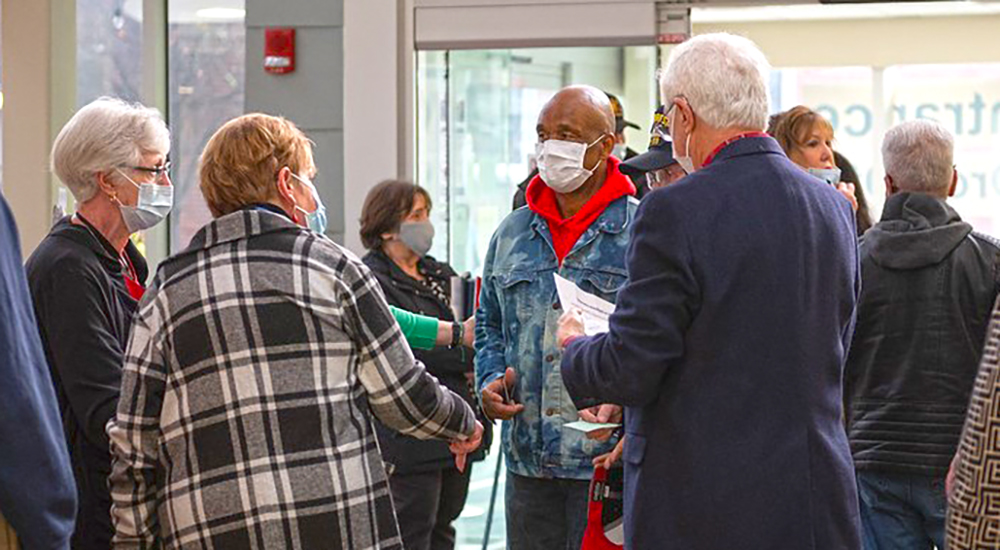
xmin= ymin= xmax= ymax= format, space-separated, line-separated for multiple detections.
xmin=342 ymin=0 xmax=409 ymax=254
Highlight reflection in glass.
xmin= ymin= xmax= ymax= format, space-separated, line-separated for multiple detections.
xmin=417 ymin=47 xmax=656 ymax=277
xmin=168 ymin=3 xmax=246 ymax=251
xmin=77 ymin=0 xmax=143 ymax=107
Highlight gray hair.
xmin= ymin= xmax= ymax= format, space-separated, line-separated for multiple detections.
xmin=881 ymin=120 xmax=954 ymax=195
xmin=659 ymin=33 xmax=771 ymax=131
xmin=51 ymin=97 xmax=170 ymax=202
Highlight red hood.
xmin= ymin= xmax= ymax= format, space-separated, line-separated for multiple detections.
xmin=526 ymin=155 xmax=635 ymax=263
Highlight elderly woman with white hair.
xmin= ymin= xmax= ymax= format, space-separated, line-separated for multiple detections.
xmin=25 ymin=97 xmax=171 ymax=550
xmin=558 ymin=33 xmax=861 ymax=548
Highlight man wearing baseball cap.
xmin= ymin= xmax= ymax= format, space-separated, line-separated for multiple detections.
xmin=619 ymin=105 xmax=687 ymax=199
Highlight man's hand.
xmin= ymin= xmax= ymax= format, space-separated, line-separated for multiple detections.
xmin=481 ymin=367 xmax=524 ymax=421
xmin=592 ymin=436 xmax=625 ymax=469
xmin=557 ymin=309 xmax=586 ymax=349
xmin=946 ymin=452 xmax=959 ymax=497
xmin=836 ymin=182 xmax=859 ymax=212
xmin=450 ymin=420 xmax=484 ymax=473
xmin=578 ymin=404 xmax=622 ymax=441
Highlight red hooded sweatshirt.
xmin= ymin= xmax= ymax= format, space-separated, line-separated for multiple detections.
xmin=526 ymin=155 xmax=635 ymax=264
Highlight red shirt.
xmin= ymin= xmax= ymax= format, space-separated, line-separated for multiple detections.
xmin=526 ymin=156 xmax=636 ymax=264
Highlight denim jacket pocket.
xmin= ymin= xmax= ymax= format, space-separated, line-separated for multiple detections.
xmin=495 ymin=270 xmax=536 ymax=320
xmin=579 ymin=270 xmax=627 ymax=302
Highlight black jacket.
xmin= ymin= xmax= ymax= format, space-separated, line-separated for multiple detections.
xmin=845 ymin=192 xmax=1000 ymax=476
xmin=25 ymin=218 xmax=147 ymax=550
xmin=363 ymin=250 xmax=488 ymax=473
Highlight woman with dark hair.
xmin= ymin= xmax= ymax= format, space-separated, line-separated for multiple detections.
xmin=834 ymin=151 xmax=874 ymax=236
xmin=360 ymin=179 xmax=488 ymax=550
xmin=768 ymin=105 xmax=873 ymax=236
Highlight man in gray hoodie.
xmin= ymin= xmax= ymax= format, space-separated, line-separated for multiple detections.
xmin=844 ymin=119 xmax=1000 ymax=549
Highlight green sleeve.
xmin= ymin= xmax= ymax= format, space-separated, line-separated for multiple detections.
xmin=389 ymin=305 xmax=440 ymax=350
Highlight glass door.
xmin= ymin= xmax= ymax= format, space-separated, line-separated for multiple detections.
xmin=415 ymin=44 xmax=658 ymax=550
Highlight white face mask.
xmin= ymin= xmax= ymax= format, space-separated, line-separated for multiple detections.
xmin=535 ymin=135 xmax=606 ymax=194
xmin=115 ymin=169 xmax=173 ymax=233
xmin=807 ymin=167 xmax=842 ymax=186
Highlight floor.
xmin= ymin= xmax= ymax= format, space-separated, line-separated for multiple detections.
xmin=454 ymin=437 xmax=508 ymax=549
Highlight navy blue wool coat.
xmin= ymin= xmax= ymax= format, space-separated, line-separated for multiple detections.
xmin=561 ymin=137 xmax=862 ymax=550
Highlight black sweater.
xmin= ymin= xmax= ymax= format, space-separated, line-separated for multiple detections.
xmin=363 ymin=250 xmax=488 ymax=473
xmin=25 ymin=218 xmax=146 ymax=550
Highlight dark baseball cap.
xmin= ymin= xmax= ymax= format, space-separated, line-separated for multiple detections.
xmin=620 ymin=105 xmax=677 ymax=179
xmin=605 ymin=92 xmax=641 ymax=134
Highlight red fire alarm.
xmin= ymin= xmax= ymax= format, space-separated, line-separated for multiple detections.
xmin=264 ymin=28 xmax=295 ymax=74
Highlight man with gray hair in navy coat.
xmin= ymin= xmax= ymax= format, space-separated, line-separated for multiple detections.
xmin=557 ymin=33 xmax=862 ymax=549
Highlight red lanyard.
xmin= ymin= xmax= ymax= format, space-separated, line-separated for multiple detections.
xmin=76 ymin=213 xmax=145 ymax=301
xmin=702 ymin=132 xmax=770 ymax=167
xmin=121 ymin=252 xmax=145 ymax=301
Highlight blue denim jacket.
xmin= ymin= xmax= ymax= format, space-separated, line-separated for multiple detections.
xmin=475 ymin=195 xmax=637 ymax=480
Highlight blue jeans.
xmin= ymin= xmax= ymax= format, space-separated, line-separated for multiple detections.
xmin=856 ymin=470 xmax=947 ymax=550
xmin=505 ymin=471 xmax=590 ymax=550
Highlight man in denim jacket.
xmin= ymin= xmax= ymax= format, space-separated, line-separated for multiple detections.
xmin=475 ymin=86 xmax=637 ymax=550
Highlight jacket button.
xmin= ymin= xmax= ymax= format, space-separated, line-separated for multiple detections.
xmin=545 ymin=354 xmax=554 ymax=362
xmin=552 ymin=302 xmax=560 ymax=310
xmin=545 ymin=408 xmax=557 ymax=416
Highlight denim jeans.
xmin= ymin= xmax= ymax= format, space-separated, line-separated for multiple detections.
xmin=505 ymin=471 xmax=591 ymax=550
xmin=856 ymin=470 xmax=947 ymax=550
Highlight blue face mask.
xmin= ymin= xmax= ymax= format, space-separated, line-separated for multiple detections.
xmin=290 ymin=173 xmax=328 ymax=235
xmin=807 ymin=167 xmax=842 ymax=187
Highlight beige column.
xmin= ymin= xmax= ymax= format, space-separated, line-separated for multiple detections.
xmin=1 ymin=0 xmax=76 ymax=257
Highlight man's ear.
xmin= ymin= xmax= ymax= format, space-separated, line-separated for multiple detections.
xmin=677 ymin=98 xmax=696 ymax=135
xmin=948 ymin=168 xmax=958 ymax=197
xmin=884 ymin=174 xmax=895 ymax=199
xmin=600 ymin=133 xmax=616 ymax=157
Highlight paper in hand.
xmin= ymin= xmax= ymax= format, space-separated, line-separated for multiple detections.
xmin=564 ymin=420 xmax=622 ymax=433
xmin=553 ymin=273 xmax=615 ymax=335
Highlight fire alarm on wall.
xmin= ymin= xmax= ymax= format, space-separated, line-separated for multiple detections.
xmin=264 ymin=28 xmax=295 ymax=74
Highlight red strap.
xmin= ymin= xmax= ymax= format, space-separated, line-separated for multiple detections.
xmin=121 ymin=253 xmax=145 ymax=301
xmin=702 ymin=131 xmax=770 ymax=167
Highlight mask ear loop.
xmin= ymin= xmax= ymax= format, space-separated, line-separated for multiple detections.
xmin=583 ymin=133 xmax=609 ymax=173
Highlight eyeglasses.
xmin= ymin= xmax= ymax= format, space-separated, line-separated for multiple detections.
xmin=119 ymin=161 xmax=171 ymax=182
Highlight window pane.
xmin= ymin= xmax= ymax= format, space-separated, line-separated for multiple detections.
xmin=77 ymin=0 xmax=143 ymax=106
xmin=884 ymin=63 xmax=1000 ymax=236
xmin=419 ymin=46 xmax=656 ymax=276
xmin=168 ymin=1 xmax=246 ymax=251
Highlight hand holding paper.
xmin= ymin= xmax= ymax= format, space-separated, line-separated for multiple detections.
xmin=557 ymin=308 xmax=586 ymax=349
xmin=576 ymin=404 xmax=622 ymax=441
xmin=553 ymin=274 xmax=614 ymax=335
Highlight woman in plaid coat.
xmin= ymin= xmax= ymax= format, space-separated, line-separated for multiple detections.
xmin=107 ymin=114 xmax=482 ymax=550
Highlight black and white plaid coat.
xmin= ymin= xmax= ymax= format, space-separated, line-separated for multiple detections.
xmin=108 ymin=209 xmax=475 ymax=549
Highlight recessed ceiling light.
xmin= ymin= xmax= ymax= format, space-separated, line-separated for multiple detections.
xmin=195 ymin=7 xmax=246 ymax=20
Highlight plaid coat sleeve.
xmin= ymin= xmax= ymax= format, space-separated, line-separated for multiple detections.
xmin=332 ymin=250 xmax=475 ymax=441
xmin=108 ymin=294 xmax=167 ymax=548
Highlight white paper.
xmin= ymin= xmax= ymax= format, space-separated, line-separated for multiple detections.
xmin=563 ymin=420 xmax=621 ymax=433
xmin=554 ymin=273 xmax=615 ymax=335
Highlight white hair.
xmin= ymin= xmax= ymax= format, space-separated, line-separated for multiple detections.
xmin=51 ymin=97 xmax=170 ymax=202
xmin=881 ymin=120 xmax=954 ymax=195
xmin=659 ymin=33 xmax=771 ymax=131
